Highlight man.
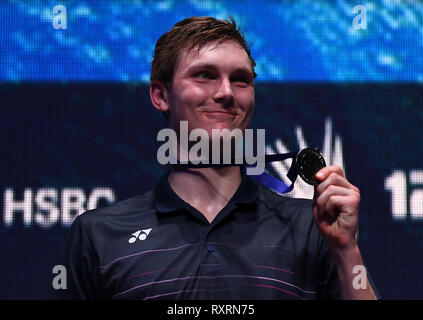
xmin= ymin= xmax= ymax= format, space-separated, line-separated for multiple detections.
xmin=57 ymin=17 xmax=377 ymax=300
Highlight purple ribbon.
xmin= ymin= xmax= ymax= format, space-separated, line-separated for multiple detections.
xmin=243 ymin=152 xmax=298 ymax=194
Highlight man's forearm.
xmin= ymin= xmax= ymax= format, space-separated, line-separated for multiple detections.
xmin=329 ymin=244 xmax=377 ymax=300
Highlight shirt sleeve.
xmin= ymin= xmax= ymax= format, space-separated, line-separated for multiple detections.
xmin=317 ymin=241 xmax=342 ymax=300
xmin=53 ymin=215 xmax=102 ymax=300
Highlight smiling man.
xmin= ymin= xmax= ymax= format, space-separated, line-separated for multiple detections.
xmin=150 ymin=24 xmax=256 ymax=223
xmin=57 ymin=17 xmax=378 ymax=300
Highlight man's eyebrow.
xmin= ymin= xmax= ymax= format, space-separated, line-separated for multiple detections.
xmin=186 ymin=64 xmax=254 ymax=77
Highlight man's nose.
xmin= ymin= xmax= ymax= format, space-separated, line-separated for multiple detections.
xmin=213 ymin=78 xmax=234 ymax=106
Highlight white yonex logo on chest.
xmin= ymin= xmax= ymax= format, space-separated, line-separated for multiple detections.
xmin=128 ymin=228 xmax=152 ymax=243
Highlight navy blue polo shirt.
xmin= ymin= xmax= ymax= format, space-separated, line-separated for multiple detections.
xmin=56 ymin=170 xmax=342 ymax=300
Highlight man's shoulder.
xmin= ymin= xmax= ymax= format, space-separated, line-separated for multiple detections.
xmin=75 ymin=189 xmax=155 ymax=225
xmin=253 ymin=181 xmax=324 ymax=250
xmin=255 ymin=181 xmax=312 ymax=211
xmin=254 ymin=181 xmax=315 ymax=224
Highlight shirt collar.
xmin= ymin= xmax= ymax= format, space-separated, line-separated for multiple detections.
xmin=153 ymin=170 xmax=259 ymax=213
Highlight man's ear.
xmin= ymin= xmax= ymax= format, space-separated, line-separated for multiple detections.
xmin=150 ymin=81 xmax=170 ymax=113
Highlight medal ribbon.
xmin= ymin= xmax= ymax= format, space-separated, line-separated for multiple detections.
xmin=242 ymin=152 xmax=298 ymax=194
xmin=172 ymin=152 xmax=300 ymax=194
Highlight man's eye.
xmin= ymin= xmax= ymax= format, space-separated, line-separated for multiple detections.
xmin=234 ymin=77 xmax=247 ymax=82
xmin=232 ymin=76 xmax=250 ymax=84
xmin=196 ymin=72 xmax=213 ymax=79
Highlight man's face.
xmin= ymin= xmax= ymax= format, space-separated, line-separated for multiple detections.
xmin=166 ymin=40 xmax=255 ymax=135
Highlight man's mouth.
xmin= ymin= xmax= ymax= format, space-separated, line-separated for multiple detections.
xmin=202 ymin=110 xmax=237 ymax=120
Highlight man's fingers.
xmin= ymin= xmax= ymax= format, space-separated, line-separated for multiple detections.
xmin=323 ymin=195 xmax=354 ymax=219
xmin=315 ymin=172 xmax=359 ymax=195
xmin=315 ymin=165 xmax=345 ymax=182
xmin=314 ymin=185 xmax=355 ymax=211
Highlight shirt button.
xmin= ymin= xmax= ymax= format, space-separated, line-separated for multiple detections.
xmin=207 ymin=245 xmax=215 ymax=252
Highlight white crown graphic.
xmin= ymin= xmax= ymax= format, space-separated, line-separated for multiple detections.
xmin=266 ymin=118 xmax=345 ymax=200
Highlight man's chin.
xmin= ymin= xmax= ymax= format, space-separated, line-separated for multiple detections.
xmin=201 ymin=118 xmax=240 ymax=130
xmin=172 ymin=119 xmax=245 ymax=135
xmin=202 ymin=123 xmax=242 ymax=135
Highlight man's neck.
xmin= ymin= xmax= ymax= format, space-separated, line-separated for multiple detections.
xmin=168 ymin=166 xmax=242 ymax=223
